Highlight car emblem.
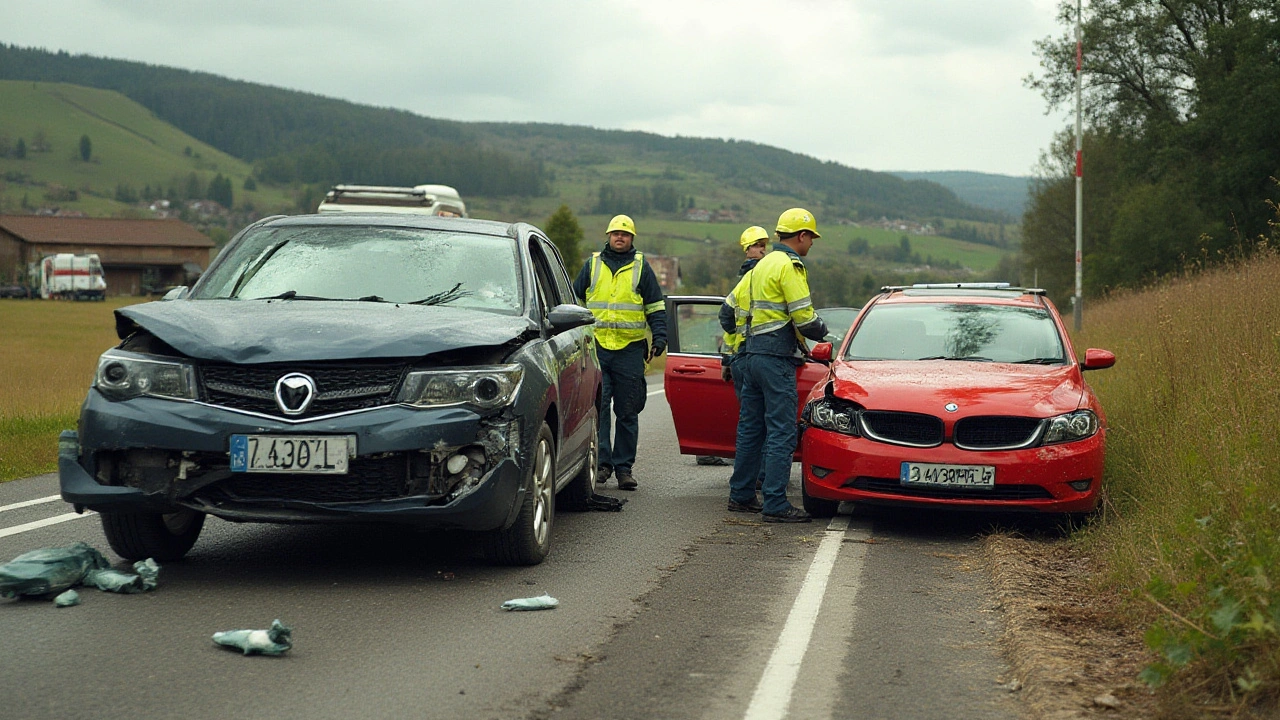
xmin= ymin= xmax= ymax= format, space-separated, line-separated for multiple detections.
xmin=275 ymin=373 xmax=317 ymax=416
xmin=944 ymin=403 xmax=959 ymax=412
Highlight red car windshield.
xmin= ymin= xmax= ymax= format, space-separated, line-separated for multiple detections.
xmin=844 ymin=303 xmax=1066 ymax=364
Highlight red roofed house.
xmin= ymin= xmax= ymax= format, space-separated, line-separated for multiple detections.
xmin=0 ymin=215 xmax=216 ymax=296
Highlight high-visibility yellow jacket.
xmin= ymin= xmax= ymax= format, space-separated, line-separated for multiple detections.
xmin=584 ymin=251 xmax=666 ymax=351
xmin=721 ymin=245 xmax=826 ymax=358
xmin=721 ymin=257 xmax=761 ymax=357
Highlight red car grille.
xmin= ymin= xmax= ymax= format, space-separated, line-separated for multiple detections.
xmin=953 ymin=416 xmax=1044 ymax=450
xmin=845 ymin=476 xmax=1055 ymax=501
xmin=859 ymin=411 xmax=944 ymax=446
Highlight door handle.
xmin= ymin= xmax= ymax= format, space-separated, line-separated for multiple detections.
xmin=673 ymin=365 xmax=707 ymax=374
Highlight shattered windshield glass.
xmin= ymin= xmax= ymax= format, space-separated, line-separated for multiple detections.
xmin=194 ymin=226 xmax=523 ymax=314
xmin=844 ymin=303 xmax=1065 ymax=363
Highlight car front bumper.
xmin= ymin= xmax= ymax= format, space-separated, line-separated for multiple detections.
xmin=61 ymin=391 xmax=526 ymax=531
xmin=801 ymin=426 xmax=1104 ymax=514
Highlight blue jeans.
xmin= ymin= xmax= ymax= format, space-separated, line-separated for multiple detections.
xmin=730 ymin=357 xmax=766 ymax=484
xmin=597 ymin=341 xmax=648 ymax=475
xmin=728 ymin=353 xmax=798 ymax=515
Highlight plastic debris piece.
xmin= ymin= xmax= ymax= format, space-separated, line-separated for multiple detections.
xmin=501 ymin=594 xmax=559 ymax=611
xmin=213 ymin=619 xmax=293 ymax=656
xmin=84 ymin=567 xmax=146 ymax=593
xmin=53 ymin=589 xmax=81 ymax=608
xmin=585 ymin=493 xmax=627 ymax=512
xmin=134 ymin=558 xmax=160 ymax=590
xmin=0 ymin=542 xmax=111 ymax=598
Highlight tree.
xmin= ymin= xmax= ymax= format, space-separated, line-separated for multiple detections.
xmin=544 ymin=204 xmax=584 ymax=274
xmin=209 ymin=173 xmax=233 ymax=208
xmin=14 ymin=138 xmax=26 ymax=159
xmin=79 ymin=134 xmax=91 ymax=162
xmin=243 ymin=176 xmax=257 ymax=191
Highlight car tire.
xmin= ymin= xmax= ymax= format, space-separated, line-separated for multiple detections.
xmin=556 ymin=410 xmax=598 ymax=512
xmin=100 ymin=508 xmax=206 ymax=561
xmin=801 ymin=482 xmax=840 ymax=518
xmin=486 ymin=422 xmax=555 ymax=566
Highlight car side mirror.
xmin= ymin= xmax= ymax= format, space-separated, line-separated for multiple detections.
xmin=161 ymin=286 xmax=189 ymax=301
xmin=547 ymin=303 xmax=595 ymax=334
xmin=810 ymin=342 xmax=833 ymax=363
xmin=1081 ymin=348 xmax=1115 ymax=371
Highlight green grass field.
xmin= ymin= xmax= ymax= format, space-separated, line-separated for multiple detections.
xmin=0 ymin=81 xmax=293 ymax=214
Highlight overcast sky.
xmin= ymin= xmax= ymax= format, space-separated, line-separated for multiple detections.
xmin=6 ymin=0 xmax=1073 ymax=177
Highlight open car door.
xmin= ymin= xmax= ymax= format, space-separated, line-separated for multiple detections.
xmin=663 ymin=296 xmax=831 ymax=460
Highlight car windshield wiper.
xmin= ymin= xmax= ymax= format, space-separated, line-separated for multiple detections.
xmin=354 ymin=295 xmax=386 ymax=302
xmin=251 ymin=290 xmax=334 ymax=301
xmin=917 ymin=355 xmax=995 ymax=362
xmin=408 ymin=283 xmax=469 ymax=306
xmin=1014 ymin=357 xmax=1066 ymax=365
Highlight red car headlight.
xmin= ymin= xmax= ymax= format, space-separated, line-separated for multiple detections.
xmin=1041 ymin=410 xmax=1099 ymax=445
xmin=805 ymin=398 xmax=861 ymax=437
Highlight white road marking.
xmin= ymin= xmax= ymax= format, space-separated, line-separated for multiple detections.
xmin=743 ymin=514 xmax=852 ymax=720
xmin=0 ymin=511 xmax=95 ymax=539
xmin=0 ymin=495 xmax=62 ymax=513
xmin=647 ymin=388 xmax=665 ymax=397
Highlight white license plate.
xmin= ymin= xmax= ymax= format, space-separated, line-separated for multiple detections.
xmin=229 ymin=435 xmax=355 ymax=474
xmin=900 ymin=462 xmax=995 ymax=488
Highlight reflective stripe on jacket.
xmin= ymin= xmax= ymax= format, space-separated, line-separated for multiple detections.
xmin=586 ymin=251 xmax=655 ymax=350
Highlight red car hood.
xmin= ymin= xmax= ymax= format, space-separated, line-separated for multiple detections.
xmin=828 ymin=361 xmax=1086 ymax=418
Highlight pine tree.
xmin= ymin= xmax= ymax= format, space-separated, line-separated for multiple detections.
xmin=544 ymin=205 xmax=584 ymax=275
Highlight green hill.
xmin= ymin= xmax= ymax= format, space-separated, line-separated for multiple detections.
xmin=890 ymin=171 xmax=1030 ymax=218
xmin=0 ymin=80 xmax=293 ymax=215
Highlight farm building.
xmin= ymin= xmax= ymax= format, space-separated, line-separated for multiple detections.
xmin=0 ymin=215 xmax=215 ymax=296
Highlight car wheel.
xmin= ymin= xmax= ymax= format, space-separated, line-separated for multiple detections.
xmin=486 ymin=422 xmax=555 ymax=565
xmin=802 ymin=482 xmax=839 ymax=518
xmin=100 ymin=508 xmax=206 ymax=561
xmin=556 ymin=410 xmax=598 ymax=512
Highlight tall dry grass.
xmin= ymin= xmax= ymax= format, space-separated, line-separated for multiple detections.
xmin=1072 ymin=248 xmax=1280 ymax=709
xmin=0 ymin=297 xmax=141 ymax=481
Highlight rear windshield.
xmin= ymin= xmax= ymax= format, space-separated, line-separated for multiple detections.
xmin=193 ymin=226 xmax=523 ymax=315
xmin=844 ymin=303 xmax=1065 ymax=364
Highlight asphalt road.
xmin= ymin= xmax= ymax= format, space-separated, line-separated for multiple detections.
xmin=0 ymin=380 xmax=1021 ymax=720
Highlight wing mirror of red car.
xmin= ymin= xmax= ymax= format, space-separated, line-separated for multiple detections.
xmin=810 ymin=342 xmax=833 ymax=363
xmin=1082 ymin=348 xmax=1116 ymax=371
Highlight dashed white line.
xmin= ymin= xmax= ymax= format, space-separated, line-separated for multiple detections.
xmin=743 ymin=514 xmax=851 ymax=720
xmin=0 ymin=511 xmax=95 ymax=539
xmin=0 ymin=495 xmax=62 ymax=513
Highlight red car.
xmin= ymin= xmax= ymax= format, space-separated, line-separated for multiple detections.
xmin=800 ymin=284 xmax=1114 ymax=517
xmin=663 ymin=285 xmax=1115 ymax=518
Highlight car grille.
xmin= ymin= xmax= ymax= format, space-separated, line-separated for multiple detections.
xmin=844 ymin=476 xmax=1055 ymax=501
xmin=953 ymin=416 xmax=1043 ymax=450
xmin=199 ymin=362 xmax=407 ymax=419
xmin=859 ymin=411 xmax=944 ymax=447
xmin=207 ymin=455 xmax=413 ymax=504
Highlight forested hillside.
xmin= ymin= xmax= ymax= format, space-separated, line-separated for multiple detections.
xmin=0 ymin=44 xmax=1003 ymax=223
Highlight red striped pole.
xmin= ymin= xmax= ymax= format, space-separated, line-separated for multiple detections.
xmin=1073 ymin=0 xmax=1084 ymax=332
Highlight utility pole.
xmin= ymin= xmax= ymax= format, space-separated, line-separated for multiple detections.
xmin=1073 ymin=0 xmax=1084 ymax=332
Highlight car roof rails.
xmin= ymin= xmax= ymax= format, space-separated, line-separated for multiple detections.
xmin=324 ymin=185 xmax=436 ymax=207
xmin=879 ymin=283 xmax=1047 ymax=296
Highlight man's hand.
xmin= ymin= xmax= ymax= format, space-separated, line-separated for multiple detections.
xmin=720 ymin=364 xmax=733 ymax=383
xmin=647 ymin=341 xmax=666 ymax=362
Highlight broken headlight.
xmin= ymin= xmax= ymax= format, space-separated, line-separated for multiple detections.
xmin=1040 ymin=410 xmax=1099 ymax=445
xmin=397 ymin=364 xmax=524 ymax=410
xmin=804 ymin=397 xmax=861 ymax=437
xmin=95 ymin=349 xmax=197 ymax=401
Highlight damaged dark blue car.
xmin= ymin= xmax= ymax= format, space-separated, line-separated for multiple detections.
xmin=60 ymin=214 xmax=603 ymax=565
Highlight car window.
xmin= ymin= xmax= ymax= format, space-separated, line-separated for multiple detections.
xmin=807 ymin=306 xmax=861 ymax=350
xmin=194 ymin=226 xmax=523 ymax=314
xmin=535 ymin=238 xmax=575 ymax=305
xmin=844 ymin=303 xmax=1065 ymax=363
xmin=671 ymin=302 xmax=726 ymax=355
xmin=527 ymin=240 xmax=562 ymax=316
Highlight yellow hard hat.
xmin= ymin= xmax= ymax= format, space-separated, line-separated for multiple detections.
xmin=605 ymin=214 xmax=637 ymax=237
xmin=738 ymin=226 xmax=769 ymax=251
xmin=776 ymin=208 xmax=820 ymax=238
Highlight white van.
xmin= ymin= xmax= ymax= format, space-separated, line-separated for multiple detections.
xmin=316 ymin=184 xmax=468 ymax=217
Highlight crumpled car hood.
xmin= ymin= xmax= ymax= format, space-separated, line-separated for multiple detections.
xmin=830 ymin=360 xmax=1086 ymax=418
xmin=115 ymin=300 xmax=535 ymax=364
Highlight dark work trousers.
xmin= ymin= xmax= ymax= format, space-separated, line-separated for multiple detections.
xmin=728 ymin=353 xmax=799 ymax=515
xmin=596 ymin=340 xmax=648 ymax=476
xmin=730 ymin=356 xmax=766 ymax=484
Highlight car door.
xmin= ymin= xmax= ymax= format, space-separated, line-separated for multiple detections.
xmin=664 ymin=296 xmax=831 ymax=459
xmin=528 ymin=239 xmax=587 ymax=465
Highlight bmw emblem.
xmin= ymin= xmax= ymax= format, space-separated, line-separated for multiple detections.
xmin=275 ymin=373 xmax=317 ymax=416
xmin=944 ymin=402 xmax=959 ymax=412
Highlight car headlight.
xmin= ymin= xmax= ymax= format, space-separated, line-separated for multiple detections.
xmin=805 ymin=398 xmax=861 ymax=437
xmin=1041 ymin=410 xmax=1099 ymax=445
xmin=95 ymin=349 xmax=197 ymax=401
xmin=397 ymin=364 xmax=524 ymax=410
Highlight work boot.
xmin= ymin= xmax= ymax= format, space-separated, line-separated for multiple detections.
xmin=598 ymin=465 xmax=612 ymax=484
xmin=727 ymin=497 xmax=763 ymax=513
xmin=616 ymin=473 xmax=638 ymax=491
xmin=696 ymin=456 xmax=729 ymax=466
xmin=762 ymin=506 xmax=811 ymax=523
